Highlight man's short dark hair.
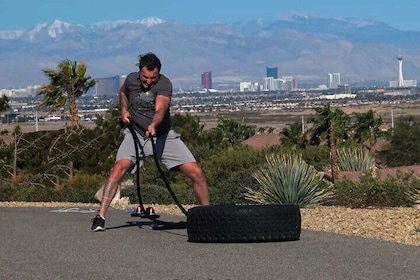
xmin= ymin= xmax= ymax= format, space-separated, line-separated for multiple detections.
xmin=137 ymin=52 xmax=161 ymax=72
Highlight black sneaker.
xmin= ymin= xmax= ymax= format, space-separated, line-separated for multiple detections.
xmin=91 ymin=215 xmax=105 ymax=231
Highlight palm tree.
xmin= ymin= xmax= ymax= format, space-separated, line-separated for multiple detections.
xmin=0 ymin=94 xmax=10 ymax=113
xmin=39 ymin=59 xmax=96 ymax=129
xmin=0 ymin=94 xmax=10 ymax=127
xmin=281 ymin=121 xmax=307 ymax=149
xmin=171 ymin=113 xmax=205 ymax=145
xmin=216 ymin=117 xmax=255 ymax=146
xmin=310 ymin=103 xmax=350 ymax=184
xmin=352 ymin=109 xmax=383 ymax=177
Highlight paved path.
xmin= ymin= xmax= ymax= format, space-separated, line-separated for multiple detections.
xmin=1 ymin=207 xmax=419 ymax=280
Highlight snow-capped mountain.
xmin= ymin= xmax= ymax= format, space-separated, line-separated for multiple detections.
xmin=1 ymin=15 xmax=420 ymax=89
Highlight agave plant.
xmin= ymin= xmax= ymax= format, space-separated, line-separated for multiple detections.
xmin=245 ymin=153 xmax=333 ymax=207
xmin=337 ymin=146 xmax=374 ymax=171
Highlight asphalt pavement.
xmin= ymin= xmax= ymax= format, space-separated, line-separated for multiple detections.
xmin=1 ymin=207 xmax=419 ymax=280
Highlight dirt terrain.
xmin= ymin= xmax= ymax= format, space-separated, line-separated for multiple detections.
xmin=196 ymin=101 xmax=420 ymax=131
xmin=2 ymin=102 xmax=419 ymax=136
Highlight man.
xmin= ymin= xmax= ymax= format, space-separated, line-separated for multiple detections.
xmin=91 ymin=52 xmax=210 ymax=231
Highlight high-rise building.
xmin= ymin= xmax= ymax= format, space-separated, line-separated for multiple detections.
xmin=328 ymin=73 xmax=341 ymax=89
xmin=266 ymin=67 xmax=278 ymax=79
xmin=201 ymin=71 xmax=212 ymax=89
xmin=95 ymin=75 xmax=125 ymax=96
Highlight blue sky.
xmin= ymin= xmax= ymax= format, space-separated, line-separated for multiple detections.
xmin=1 ymin=0 xmax=420 ymax=31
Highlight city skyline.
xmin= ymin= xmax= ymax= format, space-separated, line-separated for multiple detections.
xmin=0 ymin=40 xmax=416 ymax=95
xmin=2 ymin=51 xmax=417 ymax=97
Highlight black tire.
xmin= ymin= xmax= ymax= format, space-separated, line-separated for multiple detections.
xmin=187 ymin=204 xmax=301 ymax=243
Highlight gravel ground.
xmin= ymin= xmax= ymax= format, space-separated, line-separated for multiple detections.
xmin=1 ymin=202 xmax=419 ymax=247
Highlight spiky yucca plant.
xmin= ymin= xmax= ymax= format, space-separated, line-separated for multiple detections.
xmin=337 ymin=146 xmax=373 ymax=171
xmin=245 ymin=154 xmax=333 ymax=207
xmin=407 ymin=176 xmax=420 ymax=204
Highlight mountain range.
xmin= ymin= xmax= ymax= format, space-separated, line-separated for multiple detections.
xmin=1 ymin=14 xmax=420 ymax=90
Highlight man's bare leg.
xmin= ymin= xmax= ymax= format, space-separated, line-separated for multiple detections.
xmin=99 ymin=159 xmax=134 ymax=217
xmin=179 ymin=162 xmax=210 ymax=205
xmin=98 ymin=179 xmax=120 ymax=217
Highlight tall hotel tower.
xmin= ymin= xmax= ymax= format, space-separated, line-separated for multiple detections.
xmin=201 ymin=71 xmax=212 ymax=89
xmin=398 ymin=52 xmax=404 ymax=87
xmin=328 ymin=73 xmax=341 ymax=89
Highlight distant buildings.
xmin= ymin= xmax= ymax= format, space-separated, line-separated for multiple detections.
xmin=262 ymin=76 xmax=297 ymax=91
xmin=0 ymin=75 xmax=127 ymax=98
xmin=327 ymin=73 xmax=352 ymax=93
xmin=201 ymin=71 xmax=212 ymax=90
xmin=240 ymin=82 xmax=259 ymax=92
xmin=0 ymin=85 xmax=41 ymax=98
xmin=238 ymin=65 xmax=297 ymax=92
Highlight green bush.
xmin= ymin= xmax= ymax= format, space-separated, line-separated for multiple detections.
xmin=0 ymin=174 xmax=105 ymax=203
xmin=0 ymin=179 xmax=18 ymax=201
xmin=202 ymin=145 xmax=264 ymax=204
xmin=332 ymin=175 xmax=418 ymax=208
xmin=60 ymin=174 xmax=105 ymax=203
xmin=121 ymin=184 xmax=174 ymax=204
xmin=14 ymin=184 xmax=59 ymax=202
xmin=208 ymin=170 xmax=258 ymax=204
xmin=301 ymin=145 xmax=330 ymax=171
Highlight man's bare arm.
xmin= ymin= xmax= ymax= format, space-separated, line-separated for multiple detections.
xmin=148 ymin=95 xmax=171 ymax=136
xmin=119 ymin=86 xmax=130 ymax=124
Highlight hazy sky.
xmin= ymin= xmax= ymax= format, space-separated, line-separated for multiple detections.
xmin=1 ymin=0 xmax=420 ymax=31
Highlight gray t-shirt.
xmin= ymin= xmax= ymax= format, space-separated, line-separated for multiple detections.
xmin=123 ymin=72 xmax=172 ymax=136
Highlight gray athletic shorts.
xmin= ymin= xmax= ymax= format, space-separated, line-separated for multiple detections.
xmin=116 ymin=128 xmax=196 ymax=172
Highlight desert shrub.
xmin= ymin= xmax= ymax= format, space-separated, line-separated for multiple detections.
xmin=332 ymin=174 xmax=418 ymax=208
xmin=301 ymin=145 xmax=330 ymax=171
xmin=0 ymin=173 xmax=104 ymax=203
xmin=59 ymin=174 xmax=105 ymax=203
xmin=202 ymin=145 xmax=265 ymax=204
xmin=0 ymin=179 xmax=18 ymax=201
xmin=208 ymin=169 xmax=258 ymax=204
xmin=168 ymin=181 xmax=197 ymax=205
xmin=0 ymin=173 xmax=58 ymax=202
xmin=121 ymin=184 xmax=174 ymax=205
xmin=14 ymin=184 xmax=59 ymax=202
xmin=380 ymin=117 xmax=420 ymax=167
